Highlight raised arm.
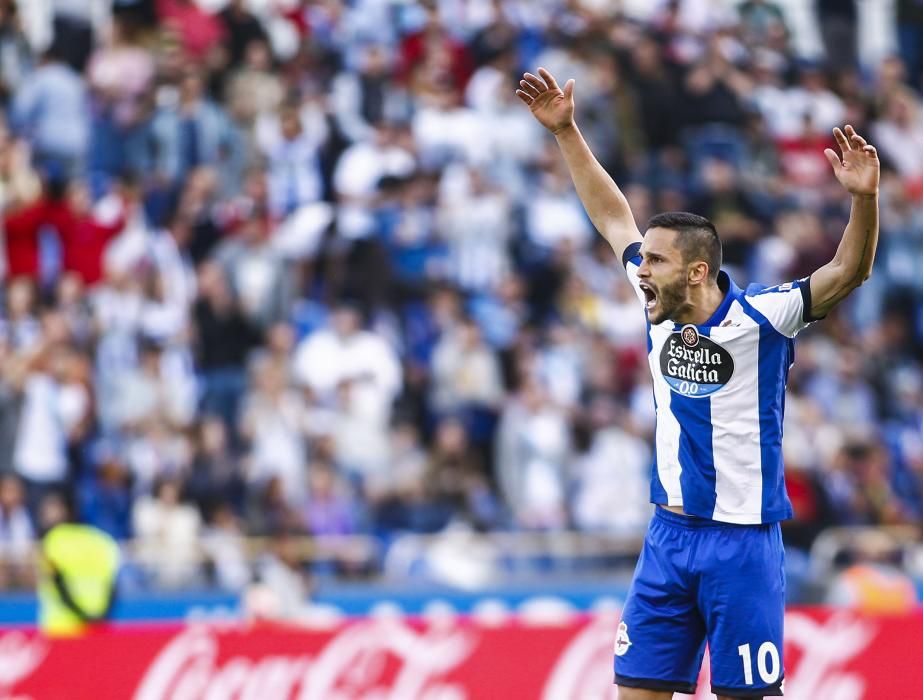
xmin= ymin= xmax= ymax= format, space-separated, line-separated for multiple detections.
xmin=809 ymin=125 xmax=880 ymax=319
xmin=516 ymin=67 xmax=642 ymax=255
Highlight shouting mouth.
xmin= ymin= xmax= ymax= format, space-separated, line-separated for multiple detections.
xmin=639 ymin=282 xmax=657 ymax=311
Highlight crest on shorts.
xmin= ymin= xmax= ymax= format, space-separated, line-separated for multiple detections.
xmin=680 ymin=324 xmax=699 ymax=347
xmin=614 ymin=621 xmax=632 ymax=656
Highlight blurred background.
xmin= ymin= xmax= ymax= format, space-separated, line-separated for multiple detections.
xmin=0 ymin=1 xmax=922 ymax=688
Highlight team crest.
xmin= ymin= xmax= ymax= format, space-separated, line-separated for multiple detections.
xmin=681 ymin=324 xmax=699 ymax=347
xmin=614 ymin=621 xmax=632 ymax=656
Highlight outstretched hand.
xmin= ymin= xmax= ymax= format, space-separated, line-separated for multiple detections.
xmin=515 ymin=67 xmax=576 ymax=135
xmin=824 ymin=125 xmax=879 ymax=196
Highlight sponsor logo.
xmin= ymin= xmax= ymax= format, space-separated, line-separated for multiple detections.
xmin=0 ymin=631 xmax=47 ymax=690
xmin=0 ymin=609 xmax=887 ymax=700
xmin=614 ymin=622 xmax=632 ymax=657
xmin=133 ymin=621 xmax=476 ymax=700
xmin=659 ymin=331 xmax=734 ymax=398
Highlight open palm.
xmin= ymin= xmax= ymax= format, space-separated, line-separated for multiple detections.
xmin=515 ymin=68 xmax=576 ymax=134
xmin=824 ymin=125 xmax=879 ymax=196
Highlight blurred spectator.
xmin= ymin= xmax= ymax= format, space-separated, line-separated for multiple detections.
xmin=496 ymin=380 xmax=570 ymax=530
xmin=817 ymin=0 xmax=858 ymax=69
xmin=37 ymin=492 xmax=119 ymax=637
xmin=292 ymin=304 xmax=401 ymax=423
xmin=431 ymin=317 xmax=503 ymax=416
xmin=185 ymin=416 xmax=246 ymax=517
xmin=132 ymin=476 xmax=202 ymax=588
xmin=572 ymin=402 xmax=652 ymax=536
xmin=0 ymin=474 xmax=34 ymax=588
xmin=301 ymin=461 xmax=357 ymax=537
xmin=194 ymin=261 xmax=261 ymax=433
xmin=0 ymin=1 xmax=32 ymax=107
xmin=201 ymin=502 xmax=250 ymax=591
xmin=149 ymin=67 xmax=239 ymax=193
xmin=260 ymin=100 xmax=324 ymax=219
xmin=248 ymin=530 xmax=312 ymax=619
xmin=11 ymin=45 xmax=88 ymax=177
xmin=9 ymin=321 xmax=90 ymax=516
xmin=239 ymin=357 xmax=308 ymax=507
xmin=826 ymin=530 xmax=919 ymax=614
xmin=156 ymin=0 xmax=226 ymax=62
xmin=219 ymin=0 xmax=269 ymax=70
xmin=78 ymin=445 xmax=133 ymax=541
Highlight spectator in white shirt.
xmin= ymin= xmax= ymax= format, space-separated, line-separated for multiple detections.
xmin=333 ymin=121 xmax=416 ymax=241
xmin=872 ymin=88 xmax=923 ymax=184
xmin=292 ymin=304 xmax=401 ymax=422
xmin=132 ymin=476 xmax=203 ymax=589
xmin=431 ymin=317 xmax=503 ymax=415
xmin=10 ymin=318 xmax=90 ymax=512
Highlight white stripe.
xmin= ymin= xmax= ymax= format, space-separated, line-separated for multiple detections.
xmin=625 ymin=261 xmax=648 ymax=307
xmin=746 ymin=284 xmax=808 ymax=338
xmin=649 ymin=325 xmax=683 ymax=505
xmin=708 ymin=301 xmax=763 ymax=523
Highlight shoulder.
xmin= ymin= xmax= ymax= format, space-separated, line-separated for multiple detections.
xmin=622 ymin=241 xmax=642 ymax=269
xmin=742 ymin=277 xmax=816 ymax=337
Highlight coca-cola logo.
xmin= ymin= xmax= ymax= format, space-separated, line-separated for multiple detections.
xmin=543 ymin=614 xmax=619 ymax=700
xmin=0 ymin=632 xmax=47 ymax=691
xmin=0 ymin=609 xmax=888 ymax=700
xmin=133 ymin=620 xmax=476 ymax=700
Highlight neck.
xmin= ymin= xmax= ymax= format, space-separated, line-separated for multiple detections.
xmin=673 ymin=280 xmax=726 ymax=325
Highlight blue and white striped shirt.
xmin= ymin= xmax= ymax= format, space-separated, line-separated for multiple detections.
xmin=623 ymin=242 xmax=817 ymax=524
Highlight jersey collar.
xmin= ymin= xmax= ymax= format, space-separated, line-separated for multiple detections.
xmin=672 ymin=270 xmax=738 ymax=330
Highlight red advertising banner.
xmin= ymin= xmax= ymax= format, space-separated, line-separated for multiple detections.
xmin=0 ymin=608 xmax=920 ymax=699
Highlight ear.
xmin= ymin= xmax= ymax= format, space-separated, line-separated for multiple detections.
xmin=687 ymin=261 xmax=710 ymax=285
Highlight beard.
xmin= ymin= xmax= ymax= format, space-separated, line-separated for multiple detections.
xmin=648 ymin=276 xmax=690 ymax=325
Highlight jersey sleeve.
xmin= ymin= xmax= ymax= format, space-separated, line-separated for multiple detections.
xmin=745 ymin=277 xmax=821 ymax=338
xmin=622 ymin=241 xmax=647 ymax=307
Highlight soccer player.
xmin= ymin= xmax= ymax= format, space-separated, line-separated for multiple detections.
xmin=516 ymin=68 xmax=879 ymax=699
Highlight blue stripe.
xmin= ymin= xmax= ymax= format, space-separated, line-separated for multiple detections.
xmin=738 ymin=301 xmax=795 ymax=522
xmin=668 ymin=326 xmax=717 ymax=518
xmin=647 ymin=318 xmax=668 ymax=503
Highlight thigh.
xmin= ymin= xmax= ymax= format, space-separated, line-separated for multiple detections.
xmin=698 ymin=523 xmax=785 ymax=698
xmin=615 ymin=518 xmax=707 ymax=696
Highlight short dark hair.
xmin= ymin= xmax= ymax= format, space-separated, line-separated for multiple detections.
xmin=646 ymin=211 xmax=722 ymax=281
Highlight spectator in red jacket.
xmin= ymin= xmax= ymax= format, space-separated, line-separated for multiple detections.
xmin=2 ymin=179 xmax=69 ymax=281
xmin=3 ymin=180 xmax=126 ymax=286
xmin=56 ymin=183 xmax=126 ymax=287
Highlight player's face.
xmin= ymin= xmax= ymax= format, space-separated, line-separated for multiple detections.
xmin=637 ymin=228 xmax=691 ymax=324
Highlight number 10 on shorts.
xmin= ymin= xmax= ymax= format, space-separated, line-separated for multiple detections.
xmin=737 ymin=642 xmax=781 ymax=685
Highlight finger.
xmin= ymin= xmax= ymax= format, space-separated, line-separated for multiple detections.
xmin=537 ymin=67 xmax=560 ymax=91
xmin=847 ymin=126 xmax=867 ymax=148
xmin=862 ymin=144 xmax=878 ymax=158
xmin=824 ymin=148 xmax=842 ymax=173
xmin=519 ymin=80 xmax=540 ymax=99
xmin=564 ymin=78 xmax=575 ymax=98
xmin=515 ymin=90 xmax=534 ymax=105
xmin=522 ymin=72 xmax=547 ymax=93
xmin=833 ymin=127 xmax=851 ymax=152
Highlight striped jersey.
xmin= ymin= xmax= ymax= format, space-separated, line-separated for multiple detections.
xmin=623 ymin=242 xmax=818 ymax=524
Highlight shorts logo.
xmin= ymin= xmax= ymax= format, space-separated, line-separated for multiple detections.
xmin=614 ymin=621 xmax=632 ymax=656
xmin=659 ymin=331 xmax=735 ymax=398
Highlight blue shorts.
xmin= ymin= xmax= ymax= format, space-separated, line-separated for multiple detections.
xmin=614 ymin=507 xmax=785 ymax=697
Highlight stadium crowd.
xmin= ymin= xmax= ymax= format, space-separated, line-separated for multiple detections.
xmin=0 ymin=0 xmax=922 ymax=594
